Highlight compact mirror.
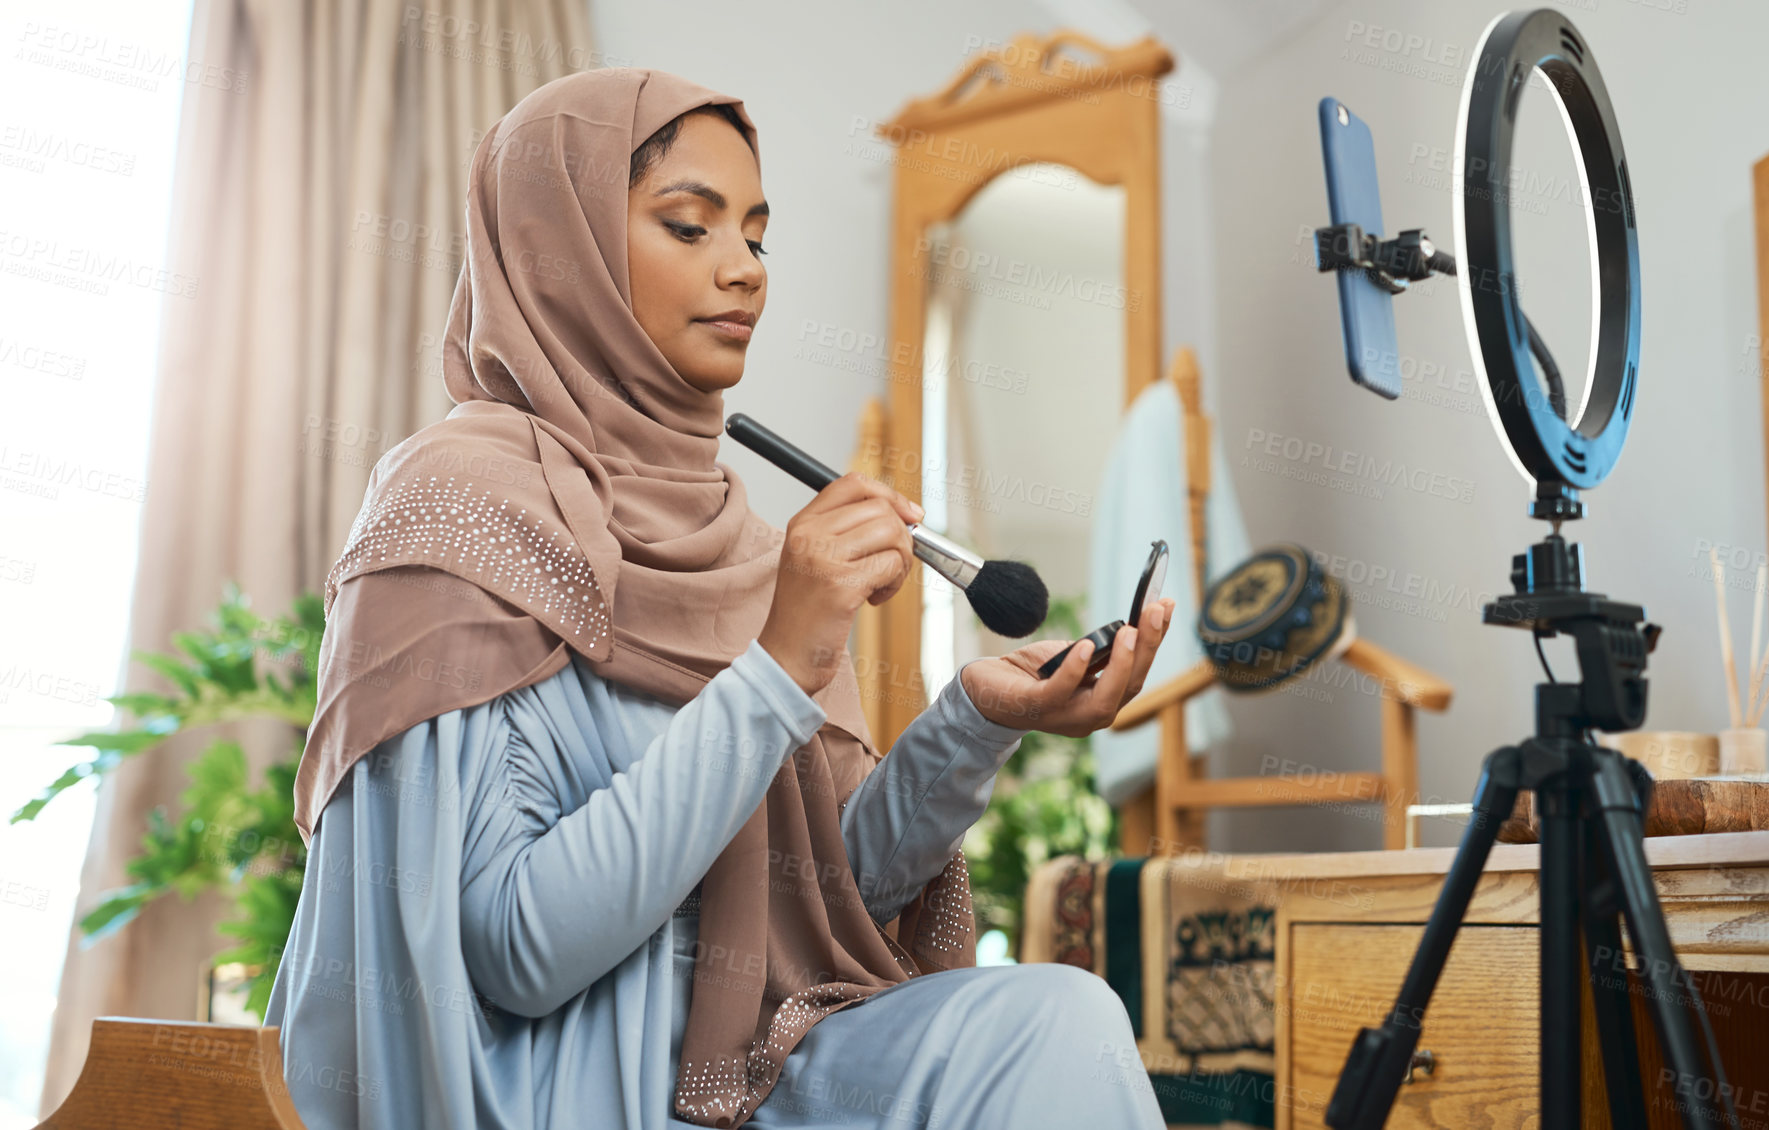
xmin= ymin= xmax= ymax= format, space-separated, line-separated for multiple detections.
xmin=1128 ymin=539 xmax=1168 ymax=627
xmin=1037 ymin=539 xmax=1170 ymax=681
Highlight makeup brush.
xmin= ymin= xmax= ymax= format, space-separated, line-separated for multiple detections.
xmin=725 ymin=412 xmax=1050 ymax=638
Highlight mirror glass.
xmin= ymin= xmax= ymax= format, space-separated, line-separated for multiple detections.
xmin=918 ymin=162 xmax=1127 ymax=691
xmin=1134 ymin=540 xmax=1169 ymax=625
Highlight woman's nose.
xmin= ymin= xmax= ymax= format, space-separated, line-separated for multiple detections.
xmin=717 ymin=238 xmax=764 ymax=290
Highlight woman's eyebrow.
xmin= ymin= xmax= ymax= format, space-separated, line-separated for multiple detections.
xmin=651 ymin=178 xmax=769 ymax=218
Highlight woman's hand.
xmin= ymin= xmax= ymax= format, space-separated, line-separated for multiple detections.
xmin=958 ymin=597 xmax=1177 ymax=737
xmin=757 ymin=473 xmax=921 ymax=697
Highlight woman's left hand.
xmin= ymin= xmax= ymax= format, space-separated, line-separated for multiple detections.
xmin=958 ymin=597 xmax=1177 ymax=737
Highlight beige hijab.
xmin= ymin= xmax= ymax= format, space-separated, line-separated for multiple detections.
xmin=291 ymin=68 xmax=975 ymax=1127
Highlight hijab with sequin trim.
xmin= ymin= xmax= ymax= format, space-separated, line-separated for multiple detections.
xmin=289 ymin=68 xmax=976 ymax=1128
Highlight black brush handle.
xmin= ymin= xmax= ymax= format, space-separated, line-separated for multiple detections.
xmin=727 ymin=411 xmax=984 ymax=590
xmin=726 ymin=413 xmax=841 ymax=492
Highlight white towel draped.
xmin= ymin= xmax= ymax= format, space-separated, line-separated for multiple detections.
xmin=1086 ymin=378 xmax=1252 ymax=807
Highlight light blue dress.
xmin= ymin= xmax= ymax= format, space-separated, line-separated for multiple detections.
xmin=264 ymin=638 xmax=1167 ymax=1129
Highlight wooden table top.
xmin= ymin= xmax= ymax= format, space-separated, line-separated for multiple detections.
xmin=1200 ymin=830 xmax=1769 ymax=882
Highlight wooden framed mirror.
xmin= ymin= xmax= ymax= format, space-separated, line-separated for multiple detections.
xmin=864 ymin=31 xmax=1178 ymax=748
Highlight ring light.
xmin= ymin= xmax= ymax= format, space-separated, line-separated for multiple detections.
xmin=1453 ymin=8 xmax=1640 ymax=498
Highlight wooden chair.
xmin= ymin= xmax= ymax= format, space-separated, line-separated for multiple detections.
xmin=1109 ymin=639 xmax=1452 ymax=854
xmin=849 ymin=340 xmax=1454 ymax=850
xmin=1109 ymin=349 xmax=1453 ymax=854
xmin=34 ymin=1017 xmax=307 ymax=1128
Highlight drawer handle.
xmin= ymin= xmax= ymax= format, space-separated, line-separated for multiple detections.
xmin=1404 ymin=1049 xmax=1436 ymax=1084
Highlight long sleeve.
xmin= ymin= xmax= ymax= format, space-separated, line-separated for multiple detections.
xmin=456 ymin=638 xmax=826 ymax=1018
xmin=839 ymin=658 xmax=1028 ymax=924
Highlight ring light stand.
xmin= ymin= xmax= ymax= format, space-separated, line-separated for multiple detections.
xmin=1322 ymin=10 xmax=1739 ymax=1128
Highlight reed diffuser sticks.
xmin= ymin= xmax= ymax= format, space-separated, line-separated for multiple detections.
xmin=1711 ymin=547 xmax=1769 ymax=729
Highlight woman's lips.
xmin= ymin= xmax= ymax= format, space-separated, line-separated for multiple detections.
xmin=696 ymin=318 xmax=753 ymax=343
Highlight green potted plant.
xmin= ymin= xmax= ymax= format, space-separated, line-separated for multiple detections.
xmin=961 ymin=592 xmax=1121 ymax=960
xmin=11 ymin=582 xmax=322 ymax=1020
xmin=17 ymin=583 xmax=1124 ymax=1010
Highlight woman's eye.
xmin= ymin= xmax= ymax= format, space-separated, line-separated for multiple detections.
xmin=663 ymin=220 xmax=764 ymax=257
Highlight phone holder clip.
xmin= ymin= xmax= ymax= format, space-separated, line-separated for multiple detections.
xmin=1314 ymin=223 xmax=1448 ymax=294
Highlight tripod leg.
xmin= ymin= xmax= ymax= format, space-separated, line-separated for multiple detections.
xmin=1581 ymin=814 xmax=1646 ymax=1130
xmin=1589 ymin=753 xmax=1739 ymax=1130
xmin=1325 ymin=747 xmax=1522 ymax=1129
xmin=1539 ymin=780 xmax=1582 ymax=1126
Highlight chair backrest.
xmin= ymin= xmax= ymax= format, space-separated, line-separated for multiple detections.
xmin=1166 ymin=345 xmax=1212 ymax=610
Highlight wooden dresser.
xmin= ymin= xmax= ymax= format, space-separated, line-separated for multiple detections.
xmin=1221 ymin=831 xmax=1769 ymax=1128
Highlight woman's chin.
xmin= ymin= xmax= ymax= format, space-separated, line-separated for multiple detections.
xmin=679 ymin=356 xmax=745 ymax=392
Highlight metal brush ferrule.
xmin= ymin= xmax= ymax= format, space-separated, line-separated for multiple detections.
xmin=909 ymin=525 xmax=983 ymax=590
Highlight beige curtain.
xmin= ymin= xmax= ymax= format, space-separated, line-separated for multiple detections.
xmin=39 ymin=0 xmax=594 ymax=1115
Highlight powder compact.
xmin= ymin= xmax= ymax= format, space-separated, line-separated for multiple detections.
xmin=1037 ymin=539 xmax=1169 ymax=681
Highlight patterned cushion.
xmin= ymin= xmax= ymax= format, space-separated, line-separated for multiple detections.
xmin=1022 ymin=855 xmax=1278 ymax=1130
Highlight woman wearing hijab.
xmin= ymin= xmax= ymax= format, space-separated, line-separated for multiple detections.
xmin=264 ymin=68 xmax=1175 ymax=1130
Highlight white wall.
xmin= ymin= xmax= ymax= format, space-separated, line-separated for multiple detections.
xmin=1205 ymin=0 xmax=1769 ymax=850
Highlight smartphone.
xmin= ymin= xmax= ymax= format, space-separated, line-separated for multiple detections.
xmin=1318 ymin=97 xmax=1401 ymax=400
xmin=1037 ymin=540 xmax=1169 ymax=681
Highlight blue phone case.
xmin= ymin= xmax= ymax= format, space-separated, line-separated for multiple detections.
xmin=1318 ymin=97 xmax=1401 ymax=400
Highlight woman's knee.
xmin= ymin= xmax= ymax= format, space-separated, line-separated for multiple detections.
xmin=991 ymin=963 xmax=1136 ymax=1037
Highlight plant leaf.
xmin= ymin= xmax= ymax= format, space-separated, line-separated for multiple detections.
xmin=78 ymin=884 xmax=160 ymax=944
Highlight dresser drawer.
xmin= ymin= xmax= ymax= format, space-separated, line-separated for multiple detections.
xmin=1286 ymin=924 xmax=1539 ymax=1128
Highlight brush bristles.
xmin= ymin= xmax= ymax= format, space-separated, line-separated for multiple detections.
xmin=966 ymin=559 xmax=1049 ymax=638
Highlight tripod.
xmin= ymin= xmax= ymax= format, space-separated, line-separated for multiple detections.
xmin=1325 ymin=499 xmax=1741 ymax=1128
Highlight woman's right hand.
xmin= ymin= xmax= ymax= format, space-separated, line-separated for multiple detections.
xmin=757 ymin=473 xmax=923 ymax=697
